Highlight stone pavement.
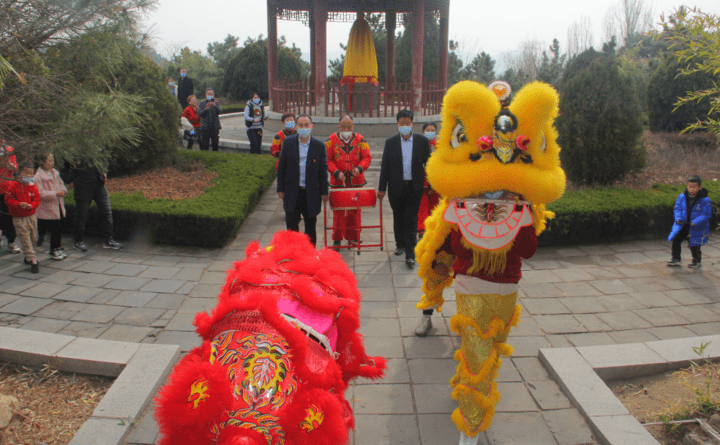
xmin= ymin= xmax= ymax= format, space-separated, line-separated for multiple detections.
xmin=2 ymin=169 xmax=720 ymax=445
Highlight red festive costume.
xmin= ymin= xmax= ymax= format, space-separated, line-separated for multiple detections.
xmin=417 ymin=138 xmax=438 ymax=233
xmin=182 ymin=106 xmax=201 ymax=129
xmin=325 ymin=132 xmax=372 ymax=242
xmin=154 ymin=231 xmax=386 ymax=445
xmin=270 ymin=128 xmax=296 ymax=171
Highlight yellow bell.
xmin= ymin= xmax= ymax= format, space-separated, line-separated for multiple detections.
xmin=342 ymin=16 xmax=378 ymax=84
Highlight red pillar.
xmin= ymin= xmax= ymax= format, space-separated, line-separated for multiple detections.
xmin=438 ymin=12 xmax=449 ymax=92
xmin=411 ymin=0 xmax=425 ymax=113
xmin=313 ymin=0 xmax=327 ymax=115
xmin=385 ymin=12 xmax=396 ymax=94
xmin=309 ymin=15 xmax=316 ymax=91
xmin=267 ymin=1 xmax=278 ymax=110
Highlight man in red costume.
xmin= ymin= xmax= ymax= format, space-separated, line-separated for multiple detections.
xmin=325 ymin=114 xmax=372 ymax=248
xmin=270 ymin=113 xmax=296 ymax=170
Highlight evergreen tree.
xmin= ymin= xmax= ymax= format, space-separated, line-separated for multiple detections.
xmin=223 ymin=36 xmax=302 ymax=101
xmin=557 ymin=49 xmax=645 ymax=185
xmin=537 ymin=39 xmax=566 ymax=88
xmin=647 ymin=55 xmax=716 ymax=132
xmin=460 ymin=52 xmax=496 ymax=85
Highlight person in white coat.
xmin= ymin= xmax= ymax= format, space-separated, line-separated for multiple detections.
xmin=34 ymin=152 xmax=67 ymax=260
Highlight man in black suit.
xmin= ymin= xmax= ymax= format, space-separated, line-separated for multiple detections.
xmin=378 ymin=109 xmax=431 ymax=268
xmin=177 ymin=68 xmax=194 ymax=109
xmin=277 ymin=114 xmax=329 ymax=247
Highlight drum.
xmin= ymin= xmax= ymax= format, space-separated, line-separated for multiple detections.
xmin=329 ymin=187 xmax=377 ymax=210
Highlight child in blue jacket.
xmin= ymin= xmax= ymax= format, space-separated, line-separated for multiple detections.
xmin=668 ymin=175 xmax=712 ymax=268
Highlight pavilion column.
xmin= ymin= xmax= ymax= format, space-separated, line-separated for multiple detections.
xmin=312 ymin=0 xmax=327 ymax=115
xmin=309 ymin=15 xmax=316 ymax=93
xmin=438 ymin=11 xmax=449 ymax=92
xmin=267 ymin=1 xmax=278 ymax=110
xmin=385 ymin=12 xmax=396 ymax=94
xmin=411 ymin=0 xmax=425 ymax=113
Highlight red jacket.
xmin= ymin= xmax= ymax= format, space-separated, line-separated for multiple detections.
xmin=271 ymin=129 xmax=296 ymax=171
xmin=437 ymin=225 xmax=537 ymax=284
xmin=325 ymin=132 xmax=372 ymax=187
xmin=4 ymin=180 xmax=40 ymax=217
xmin=0 ymin=146 xmax=17 ymax=195
xmin=182 ymin=105 xmax=201 ymax=129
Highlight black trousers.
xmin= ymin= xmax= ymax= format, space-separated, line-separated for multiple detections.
xmin=73 ymin=183 xmax=113 ymax=242
xmin=201 ymin=129 xmax=219 ymax=152
xmin=38 ymin=218 xmax=62 ymax=250
xmin=286 ymin=188 xmax=318 ymax=247
xmin=247 ymin=129 xmax=263 ymax=154
xmin=390 ymin=181 xmax=421 ymax=260
xmin=0 ymin=195 xmax=16 ymax=243
xmin=672 ymin=225 xmax=702 ymax=261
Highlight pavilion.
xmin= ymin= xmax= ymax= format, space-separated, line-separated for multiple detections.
xmin=266 ymin=0 xmax=450 ymax=118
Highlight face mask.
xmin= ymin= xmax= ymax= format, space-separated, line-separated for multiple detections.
xmin=22 ymin=176 xmax=34 ymax=184
xmin=285 ymin=121 xmax=295 ymax=130
xmin=181 ymin=72 xmax=186 ymax=77
xmin=424 ymin=131 xmax=436 ymax=140
xmin=297 ymin=128 xmax=312 ymax=139
xmin=168 ymin=82 xmax=174 ymax=86
xmin=253 ymin=98 xmax=262 ymax=104
xmin=399 ymin=126 xmax=413 ymax=136
xmin=207 ymin=96 xmax=214 ymax=101
xmin=340 ymin=131 xmax=352 ymax=140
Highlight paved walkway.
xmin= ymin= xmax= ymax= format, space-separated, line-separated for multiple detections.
xmin=2 ymin=169 xmax=720 ymax=445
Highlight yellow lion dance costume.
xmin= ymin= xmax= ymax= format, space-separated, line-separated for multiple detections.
xmin=416 ymin=80 xmax=565 ymax=444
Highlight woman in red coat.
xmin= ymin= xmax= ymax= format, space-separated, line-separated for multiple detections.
xmin=181 ymin=95 xmax=201 ymax=149
xmin=417 ymin=122 xmax=438 ymax=236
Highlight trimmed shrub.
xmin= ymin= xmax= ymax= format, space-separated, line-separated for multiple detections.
xmin=647 ymin=56 xmax=716 ymax=133
xmin=63 ymin=151 xmax=277 ymax=247
xmin=557 ymin=49 xmax=645 ymax=185
xmin=223 ymin=39 xmax=302 ymax=101
xmin=540 ymin=184 xmax=719 ymax=246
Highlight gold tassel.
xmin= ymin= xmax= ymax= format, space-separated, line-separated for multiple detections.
xmin=461 ymin=238 xmax=513 ymax=276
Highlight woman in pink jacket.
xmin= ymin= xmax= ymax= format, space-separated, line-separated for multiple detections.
xmin=34 ymin=152 xmax=67 ymax=260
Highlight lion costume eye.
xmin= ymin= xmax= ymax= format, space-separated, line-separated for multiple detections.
xmin=451 ymin=121 xmax=468 ymax=148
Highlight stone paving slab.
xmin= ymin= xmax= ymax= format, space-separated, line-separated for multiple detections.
xmin=1 ymin=178 xmax=720 ymax=444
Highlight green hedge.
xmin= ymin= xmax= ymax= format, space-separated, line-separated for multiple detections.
xmin=539 ymin=184 xmax=719 ymax=246
xmin=220 ymin=105 xmax=246 ymax=115
xmin=63 ymin=151 xmax=276 ymax=247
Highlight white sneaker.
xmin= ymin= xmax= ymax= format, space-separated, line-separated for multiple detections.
xmin=8 ymin=242 xmax=20 ymax=254
xmin=459 ymin=432 xmax=479 ymax=445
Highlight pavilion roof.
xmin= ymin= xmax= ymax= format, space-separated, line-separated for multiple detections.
xmin=269 ymin=0 xmax=449 ymax=22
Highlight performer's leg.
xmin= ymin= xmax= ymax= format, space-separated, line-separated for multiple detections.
xmin=347 ymin=209 xmax=360 ymax=242
xmin=332 ymin=209 xmax=345 ymax=243
xmin=450 ymin=285 xmax=520 ymax=436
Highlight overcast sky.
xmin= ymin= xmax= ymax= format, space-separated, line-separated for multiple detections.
xmin=143 ymin=0 xmax=719 ymax=69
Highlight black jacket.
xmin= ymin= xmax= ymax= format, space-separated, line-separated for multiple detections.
xmin=277 ymin=135 xmax=329 ymax=216
xmin=198 ymin=100 xmax=223 ymax=133
xmin=378 ymin=133 xmax=431 ymax=203
xmin=177 ymin=76 xmax=194 ymax=108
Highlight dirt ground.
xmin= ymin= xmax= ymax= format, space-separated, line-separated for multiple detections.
xmin=0 ymin=363 xmax=113 ymax=445
xmin=608 ymin=360 xmax=720 ymax=444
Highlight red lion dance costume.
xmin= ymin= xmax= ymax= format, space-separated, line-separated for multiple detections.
xmin=155 ymin=231 xmax=386 ymax=445
xmin=416 ymin=81 xmax=566 ymax=445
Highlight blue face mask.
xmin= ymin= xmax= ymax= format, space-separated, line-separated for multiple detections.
xmin=285 ymin=121 xmax=295 ymax=130
xmin=254 ymin=98 xmax=262 ymax=104
xmin=168 ymin=82 xmax=174 ymax=86
xmin=424 ymin=131 xmax=436 ymax=140
xmin=207 ymin=96 xmax=214 ymax=101
xmin=297 ymin=128 xmax=312 ymax=139
xmin=181 ymin=72 xmax=186 ymax=77
xmin=22 ymin=176 xmax=34 ymax=184
xmin=399 ymin=126 xmax=413 ymax=136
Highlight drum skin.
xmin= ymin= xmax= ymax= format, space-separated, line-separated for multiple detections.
xmin=329 ymin=187 xmax=377 ymax=210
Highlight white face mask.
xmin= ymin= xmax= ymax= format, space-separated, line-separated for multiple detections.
xmin=399 ymin=126 xmax=412 ymax=136
xmin=340 ymin=131 xmax=352 ymax=140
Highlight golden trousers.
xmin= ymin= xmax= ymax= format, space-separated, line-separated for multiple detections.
xmin=449 ymin=276 xmax=521 ymax=436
